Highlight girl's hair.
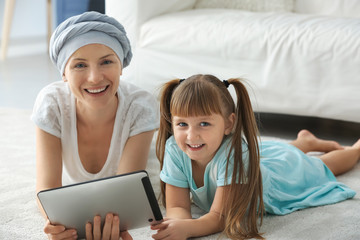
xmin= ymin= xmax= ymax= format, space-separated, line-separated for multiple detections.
xmin=156 ymin=74 xmax=264 ymax=239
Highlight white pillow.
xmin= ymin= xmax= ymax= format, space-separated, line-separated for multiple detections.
xmin=194 ymin=0 xmax=294 ymax=12
xmin=294 ymin=0 xmax=360 ymax=18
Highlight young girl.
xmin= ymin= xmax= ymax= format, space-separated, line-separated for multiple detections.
xmin=152 ymin=74 xmax=358 ymax=240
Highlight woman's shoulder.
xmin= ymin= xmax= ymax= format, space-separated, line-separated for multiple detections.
xmin=118 ymin=80 xmax=159 ymax=125
xmin=32 ymin=81 xmax=71 ymax=115
xmin=119 ymin=80 xmax=156 ymax=102
xmin=36 ymin=81 xmax=71 ymax=102
xmin=31 ymin=81 xmax=72 ymax=137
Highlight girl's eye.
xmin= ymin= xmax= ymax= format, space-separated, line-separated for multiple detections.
xmin=178 ymin=122 xmax=187 ymax=127
xmin=200 ymin=122 xmax=210 ymax=127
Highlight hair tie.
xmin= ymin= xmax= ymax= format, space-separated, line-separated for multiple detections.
xmin=179 ymin=78 xmax=185 ymax=84
xmin=223 ymin=80 xmax=230 ymax=88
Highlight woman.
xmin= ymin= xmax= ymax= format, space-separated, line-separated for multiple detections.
xmin=31 ymin=12 xmax=159 ymax=239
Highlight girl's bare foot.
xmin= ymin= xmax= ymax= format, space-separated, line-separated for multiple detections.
xmin=291 ymin=129 xmax=344 ymax=153
xmin=351 ymin=139 xmax=360 ymax=162
xmin=348 ymin=139 xmax=360 ymax=162
xmin=320 ymin=138 xmax=360 ymax=175
xmin=345 ymin=139 xmax=360 ymax=150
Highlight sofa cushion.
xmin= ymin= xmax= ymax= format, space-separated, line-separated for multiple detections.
xmin=135 ymin=9 xmax=360 ymax=122
xmin=140 ymin=9 xmax=359 ymax=62
xmin=195 ymin=0 xmax=294 ymax=12
xmin=294 ymin=0 xmax=360 ymax=18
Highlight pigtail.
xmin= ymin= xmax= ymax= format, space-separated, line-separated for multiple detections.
xmin=223 ymin=78 xmax=264 ymax=239
xmin=156 ymin=79 xmax=181 ymax=207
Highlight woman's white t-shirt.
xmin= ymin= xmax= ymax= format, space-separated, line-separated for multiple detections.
xmin=31 ymin=80 xmax=159 ymax=185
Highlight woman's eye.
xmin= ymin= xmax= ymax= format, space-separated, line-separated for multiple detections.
xmin=200 ymin=122 xmax=210 ymax=127
xmin=102 ymin=60 xmax=112 ymax=65
xmin=75 ymin=63 xmax=86 ymax=68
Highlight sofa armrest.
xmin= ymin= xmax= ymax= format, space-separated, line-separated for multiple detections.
xmin=105 ymin=0 xmax=196 ymax=47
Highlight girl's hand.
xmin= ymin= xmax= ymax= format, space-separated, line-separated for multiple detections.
xmin=151 ymin=218 xmax=189 ymax=240
xmin=85 ymin=213 xmax=133 ymax=240
xmin=43 ymin=219 xmax=77 ymax=239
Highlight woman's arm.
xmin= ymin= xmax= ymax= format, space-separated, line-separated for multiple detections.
xmin=116 ymin=130 xmax=155 ymax=174
xmin=35 ymin=127 xmax=63 ymax=217
xmin=36 ymin=127 xmax=79 ymax=239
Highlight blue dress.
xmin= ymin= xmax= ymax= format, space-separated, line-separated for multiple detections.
xmin=260 ymin=141 xmax=355 ymax=214
xmin=160 ymin=136 xmax=356 ymax=215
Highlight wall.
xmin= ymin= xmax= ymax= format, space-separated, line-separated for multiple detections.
xmin=0 ymin=0 xmax=104 ymax=42
xmin=0 ymin=0 xmax=51 ymax=41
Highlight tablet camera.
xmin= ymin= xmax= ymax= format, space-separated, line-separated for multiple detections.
xmin=148 ymin=218 xmax=153 ymax=222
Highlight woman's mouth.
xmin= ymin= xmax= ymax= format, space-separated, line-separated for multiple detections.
xmin=85 ymin=85 xmax=109 ymax=94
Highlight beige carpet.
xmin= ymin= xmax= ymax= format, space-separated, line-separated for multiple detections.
xmin=0 ymin=108 xmax=359 ymax=239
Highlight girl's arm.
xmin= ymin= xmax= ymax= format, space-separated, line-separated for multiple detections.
xmin=165 ymin=184 xmax=192 ymax=219
xmin=35 ymin=127 xmax=63 ymax=217
xmin=188 ymin=186 xmax=226 ymax=237
xmin=116 ymin=130 xmax=155 ymax=174
xmin=152 ymin=184 xmax=227 ymax=239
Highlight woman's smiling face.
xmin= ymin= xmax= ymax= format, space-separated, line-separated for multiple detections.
xmin=63 ymin=44 xmax=122 ymax=110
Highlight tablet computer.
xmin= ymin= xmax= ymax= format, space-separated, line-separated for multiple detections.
xmin=37 ymin=170 xmax=163 ymax=239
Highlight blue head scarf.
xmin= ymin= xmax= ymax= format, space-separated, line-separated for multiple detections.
xmin=49 ymin=11 xmax=132 ymax=74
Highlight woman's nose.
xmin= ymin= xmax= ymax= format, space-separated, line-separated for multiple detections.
xmin=88 ymin=66 xmax=103 ymax=83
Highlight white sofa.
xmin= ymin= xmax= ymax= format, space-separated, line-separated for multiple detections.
xmin=106 ymin=0 xmax=360 ymax=123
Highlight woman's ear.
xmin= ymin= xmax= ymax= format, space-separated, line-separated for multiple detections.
xmin=62 ymin=74 xmax=67 ymax=82
xmin=225 ymin=113 xmax=236 ymax=135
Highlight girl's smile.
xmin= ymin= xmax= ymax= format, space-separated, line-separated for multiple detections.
xmin=187 ymin=144 xmax=205 ymax=150
xmin=172 ymin=114 xmax=234 ymax=165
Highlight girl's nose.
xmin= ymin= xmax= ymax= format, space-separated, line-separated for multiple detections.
xmin=187 ymin=127 xmax=199 ymax=140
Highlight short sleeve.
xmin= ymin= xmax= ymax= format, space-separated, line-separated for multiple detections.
xmin=129 ymin=94 xmax=159 ymax=137
xmin=118 ymin=81 xmax=159 ymax=137
xmin=31 ymin=83 xmax=63 ymax=138
xmin=160 ymin=141 xmax=189 ymax=188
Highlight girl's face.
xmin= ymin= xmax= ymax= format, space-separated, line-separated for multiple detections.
xmin=172 ymin=113 xmax=235 ymax=166
xmin=63 ymin=44 xmax=122 ymax=110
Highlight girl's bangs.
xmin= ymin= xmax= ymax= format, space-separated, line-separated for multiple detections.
xmin=170 ymin=82 xmax=223 ymax=117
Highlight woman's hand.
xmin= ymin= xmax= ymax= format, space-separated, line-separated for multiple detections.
xmin=85 ymin=213 xmax=133 ymax=240
xmin=151 ymin=218 xmax=189 ymax=240
xmin=44 ymin=219 xmax=77 ymax=240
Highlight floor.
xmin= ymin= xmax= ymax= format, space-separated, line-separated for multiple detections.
xmin=0 ymin=37 xmax=59 ymax=109
xmin=0 ymin=38 xmax=359 ymax=146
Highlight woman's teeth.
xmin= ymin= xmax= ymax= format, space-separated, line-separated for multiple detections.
xmin=86 ymin=86 xmax=107 ymax=93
